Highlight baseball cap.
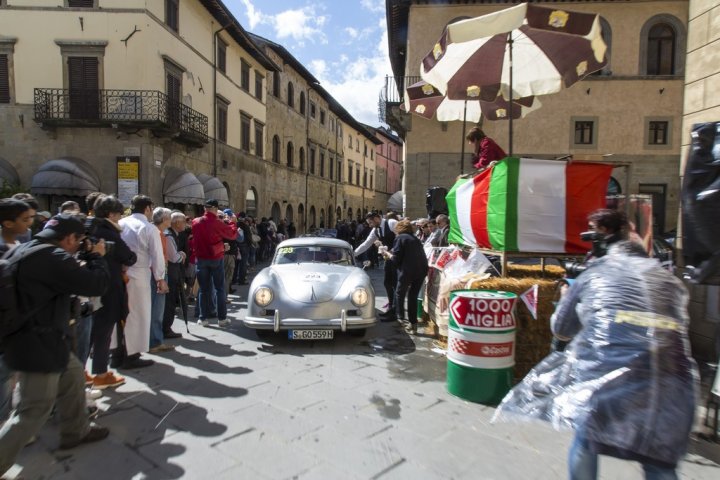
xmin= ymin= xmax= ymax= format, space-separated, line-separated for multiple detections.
xmin=205 ymin=199 xmax=219 ymax=208
xmin=223 ymin=208 xmax=233 ymax=216
xmin=35 ymin=214 xmax=85 ymax=240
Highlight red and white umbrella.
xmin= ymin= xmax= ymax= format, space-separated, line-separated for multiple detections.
xmin=420 ymin=3 xmax=607 ymax=154
xmin=403 ymin=80 xmax=541 ymax=122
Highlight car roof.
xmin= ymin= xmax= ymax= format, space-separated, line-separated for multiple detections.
xmin=277 ymin=238 xmax=352 ymax=249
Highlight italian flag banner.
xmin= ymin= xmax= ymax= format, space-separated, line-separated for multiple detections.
xmin=447 ymin=158 xmax=613 ymax=253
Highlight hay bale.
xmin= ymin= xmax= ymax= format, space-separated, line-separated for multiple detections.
xmin=465 ymin=275 xmax=560 ymax=380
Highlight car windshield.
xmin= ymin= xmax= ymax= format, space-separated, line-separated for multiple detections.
xmin=274 ymin=245 xmax=353 ymax=265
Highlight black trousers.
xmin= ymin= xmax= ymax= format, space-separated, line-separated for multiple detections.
xmin=163 ymin=264 xmax=183 ymax=333
xmin=384 ymin=260 xmax=398 ymax=309
xmin=90 ymin=306 xmax=119 ymax=375
xmin=395 ymin=274 xmax=425 ymax=324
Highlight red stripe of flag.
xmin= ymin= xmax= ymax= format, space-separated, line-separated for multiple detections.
xmin=564 ymin=162 xmax=614 ymax=253
xmin=470 ymin=167 xmax=494 ymax=248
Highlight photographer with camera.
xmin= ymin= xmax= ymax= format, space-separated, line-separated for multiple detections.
xmin=0 ymin=214 xmax=111 ymax=476
xmin=498 ymin=208 xmax=698 ymax=479
xmin=86 ymin=196 xmax=137 ymax=388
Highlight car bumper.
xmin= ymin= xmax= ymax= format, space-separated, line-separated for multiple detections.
xmin=244 ymin=310 xmax=377 ymax=332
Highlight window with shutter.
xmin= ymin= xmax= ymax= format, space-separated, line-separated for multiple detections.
xmin=216 ymin=102 xmax=228 ymax=143
xmin=217 ymin=40 xmax=227 ymax=74
xmin=68 ymin=56 xmax=99 ymax=119
xmin=67 ymin=0 xmax=96 ymax=7
xmin=166 ymin=72 xmax=181 ymax=126
xmin=165 ymin=0 xmax=179 ymax=32
xmin=0 ymin=54 xmax=10 ymax=104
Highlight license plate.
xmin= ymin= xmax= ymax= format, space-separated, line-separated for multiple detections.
xmin=289 ymin=329 xmax=334 ymax=340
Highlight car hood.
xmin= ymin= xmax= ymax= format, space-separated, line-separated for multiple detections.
xmin=268 ymin=264 xmax=358 ymax=303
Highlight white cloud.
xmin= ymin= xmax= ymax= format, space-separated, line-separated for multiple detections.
xmin=310 ymin=59 xmax=327 ymax=77
xmin=344 ymin=27 xmax=358 ymax=38
xmin=360 ymin=0 xmax=385 ymax=14
xmin=311 ymin=23 xmax=393 ymax=126
xmin=238 ymin=0 xmax=328 ymax=45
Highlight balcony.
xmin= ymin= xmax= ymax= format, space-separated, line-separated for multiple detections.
xmin=34 ymin=88 xmax=209 ymax=147
xmin=377 ymin=75 xmax=419 ymax=137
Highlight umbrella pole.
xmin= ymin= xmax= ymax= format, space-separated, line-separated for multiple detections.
xmin=460 ymin=100 xmax=468 ymax=174
xmin=508 ymin=32 xmax=514 ymax=156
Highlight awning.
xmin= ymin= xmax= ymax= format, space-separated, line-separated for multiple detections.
xmin=0 ymin=157 xmax=20 ymax=186
xmin=387 ymin=190 xmax=404 ymax=212
xmin=163 ymin=167 xmax=205 ymax=205
xmin=197 ymin=174 xmax=229 ymax=207
xmin=30 ymin=157 xmax=101 ymax=196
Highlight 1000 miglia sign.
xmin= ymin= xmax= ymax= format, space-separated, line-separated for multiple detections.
xmin=449 ymin=291 xmax=516 ymax=331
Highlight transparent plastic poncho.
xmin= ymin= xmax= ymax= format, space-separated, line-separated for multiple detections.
xmin=493 ymin=244 xmax=699 ymax=466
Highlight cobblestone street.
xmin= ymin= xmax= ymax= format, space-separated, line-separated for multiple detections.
xmin=11 ymin=267 xmax=720 ymax=479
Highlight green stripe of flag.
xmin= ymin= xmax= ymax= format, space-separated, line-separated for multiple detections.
xmin=487 ymin=157 xmax=519 ymax=250
xmin=446 ymin=178 xmax=468 ymax=245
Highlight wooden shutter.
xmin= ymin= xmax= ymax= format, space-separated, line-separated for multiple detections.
xmin=68 ymin=56 xmax=99 ymax=119
xmin=0 ymin=55 xmax=10 ymax=104
xmin=166 ymin=72 xmax=181 ymax=127
xmin=68 ymin=0 xmax=95 ymax=8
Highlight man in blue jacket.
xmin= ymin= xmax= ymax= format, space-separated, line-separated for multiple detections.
xmin=0 ymin=214 xmax=111 ymax=477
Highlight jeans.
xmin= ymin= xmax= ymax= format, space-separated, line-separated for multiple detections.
xmin=75 ymin=313 xmax=93 ymax=367
xmin=0 ymin=354 xmax=89 ymax=476
xmin=569 ymin=433 xmax=678 ymax=480
xmin=197 ymin=258 xmax=226 ymax=321
xmin=149 ymin=274 xmax=166 ymax=347
xmin=0 ymin=356 xmax=12 ymax=423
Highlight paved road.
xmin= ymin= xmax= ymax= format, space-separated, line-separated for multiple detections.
xmin=10 ymin=264 xmax=720 ymax=479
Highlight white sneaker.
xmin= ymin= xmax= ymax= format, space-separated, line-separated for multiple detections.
xmin=197 ymin=319 xmax=209 ymax=327
xmin=86 ymin=388 xmax=103 ymax=400
xmin=218 ymin=319 xmax=231 ymax=327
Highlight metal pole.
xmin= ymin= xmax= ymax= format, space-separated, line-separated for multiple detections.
xmin=508 ymin=32 xmax=514 ymax=156
xmin=460 ymin=100 xmax=468 ymax=174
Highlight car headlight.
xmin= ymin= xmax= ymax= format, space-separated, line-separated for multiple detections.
xmin=254 ymin=287 xmax=273 ymax=307
xmin=351 ymin=287 xmax=369 ymax=307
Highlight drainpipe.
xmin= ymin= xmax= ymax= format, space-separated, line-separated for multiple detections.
xmin=212 ymin=22 xmax=233 ymax=177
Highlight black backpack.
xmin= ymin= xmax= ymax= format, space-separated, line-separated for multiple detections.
xmin=0 ymin=243 xmax=55 ymax=339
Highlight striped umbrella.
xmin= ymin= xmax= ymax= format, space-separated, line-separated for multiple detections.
xmin=446 ymin=158 xmax=613 ymax=253
xmin=421 ymin=3 xmax=607 ymax=154
xmin=403 ymin=80 xmax=541 ymax=122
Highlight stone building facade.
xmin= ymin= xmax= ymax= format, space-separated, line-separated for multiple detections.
xmin=383 ymin=0 xmax=689 ymax=232
xmin=0 ymin=0 xmax=280 ymax=216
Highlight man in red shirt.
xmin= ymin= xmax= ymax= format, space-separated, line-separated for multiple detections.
xmin=191 ymin=199 xmax=237 ymax=327
xmin=466 ymin=127 xmax=507 ymax=170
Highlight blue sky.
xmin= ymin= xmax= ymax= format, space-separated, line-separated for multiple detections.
xmin=227 ymin=0 xmax=391 ymax=127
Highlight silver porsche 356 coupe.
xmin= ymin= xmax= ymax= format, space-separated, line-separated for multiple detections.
xmin=244 ymin=238 xmax=377 ymax=339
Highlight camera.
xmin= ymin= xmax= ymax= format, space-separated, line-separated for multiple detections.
xmin=563 ymin=230 xmax=609 ymax=279
xmin=82 ymin=217 xmax=115 ymax=257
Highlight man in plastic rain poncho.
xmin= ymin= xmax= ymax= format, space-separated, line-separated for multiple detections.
xmin=493 ymin=209 xmax=699 ymax=480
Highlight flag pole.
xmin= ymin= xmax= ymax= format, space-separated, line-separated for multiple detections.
xmin=508 ymin=31 xmax=514 ymax=156
xmin=460 ymin=100 xmax=468 ymax=174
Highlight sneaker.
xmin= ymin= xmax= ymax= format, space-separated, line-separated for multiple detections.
xmin=218 ymin=319 xmax=231 ymax=327
xmin=197 ymin=319 xmax=209 ymax=327
xmin=149 ymin=344 xmax=175 ymax=353
xmin=163 ymin=330 xmax=182 ymax=339
xmin=84 ymin=371 xmax=94 ymax=387
xmin=404 ymin=323 xmax=418 ymax=335
xmin=86 ymin=388 xmax=103 ymax=400
xmin=59 ymin=425 xmax=109 ymax=450
xmin=93 ymin=371 xmax=126 ymax=390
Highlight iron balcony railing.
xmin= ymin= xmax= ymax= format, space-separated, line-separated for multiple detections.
xmin=378 ymin=75 xmax=421 ymax=123
xmin=34 ymin=88 xmax=208 ymax=144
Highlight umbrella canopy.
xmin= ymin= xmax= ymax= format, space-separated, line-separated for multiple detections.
xmin=387 ymin=191 xmax=404 ymax=212
xmin=162 ymin=167 xmax=205 ymax=205
xmin=30 ymin=157 xmax=101 ymax=196
xmin=197 ymin=174 xmax=229 ymax=207
xmin=421 ymin=3 xmax=607 ymax=101
xmin=403 ymin=80 xmax=541 ymax=122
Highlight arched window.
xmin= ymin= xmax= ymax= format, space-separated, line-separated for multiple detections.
xmin=348 ymin=134 xmax=352 ymax=148
xmin=287 ymin=82 xmax=295 ymax=108
xmin=272 ymin=135 xmax=280 ymax=163
xmin=592 ymin=17 xmax=612 ymax=76
xmin=640 ymin=15 xmax=685 ymax=76
xmin=299 ymin=147 xmax=305 ymax=171
xmin=336 ymin=206 xmax=342 ymax=223
xmin=356 ymin=208 xmax=361 ymax=220
xmin=299 ymin=91 xmax=306 ymax=115
xmin=285 ymin=204 xmax=294 ymax=225
xmin=271 ymin=202 xmax=281 ymax=224
xmin=245 ymin=187 xmax=257 ymax=218
xmin=347 ymin=207 xmax=353 ymax=220
xmin=286 ymin=141 xmax=294 ymax=167
xmin=309 ymin=206 xmax=316 ymax=229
